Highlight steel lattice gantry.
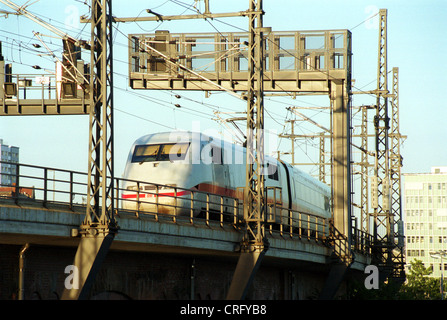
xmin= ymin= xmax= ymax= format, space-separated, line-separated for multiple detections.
xmin=371 ymin=9 xmax=405 ymax=283
xmin=61 ymin=0 xmax=118 ymax=300
xmin=389 ymin=67 xmax=405 ymax=280
xmin=373 ymin=9 xmax=390 ymax=247
xmin=226 ymin=0 xmax=268 ymax=300
xmin=128 ymin=22 xmax=353 ymax=298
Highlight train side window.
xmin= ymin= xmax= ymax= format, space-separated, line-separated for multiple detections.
xmin=324 ymin=196 xmax=330 ymax=211
xmin=295 ymin=179 xmax=301 ymax=198
xmin=159 ymin=143 xmax=190 ymax=161
xmin=211 ymin=146 xmax=223 ymax=165
xmin=267 ymin=163 xmax=278 ymax=181
xmin=132 ymin=143 xmax=190 ymax=163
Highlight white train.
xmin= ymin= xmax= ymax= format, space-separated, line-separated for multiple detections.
xmin=122 ymin=131 xmax=331 ymax=232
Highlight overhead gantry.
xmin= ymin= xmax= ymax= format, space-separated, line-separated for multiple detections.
xmin=127 ymin=25 xmax=353 ymax=298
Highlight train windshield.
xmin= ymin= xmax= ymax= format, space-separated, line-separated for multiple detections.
xmin=132 ymin=143 xmax=190 ymax=163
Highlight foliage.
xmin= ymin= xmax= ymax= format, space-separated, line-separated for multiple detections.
xmin=348 ymin=259 xmax=443 ymax=300
xmin=399 ymin=259 xmax=442 ymax=300
xmin=347 ymin=277 xmax=404 ymax=300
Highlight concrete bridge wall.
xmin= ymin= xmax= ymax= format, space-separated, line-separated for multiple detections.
xmin=0 ymin=202 xmax=369 ymax=300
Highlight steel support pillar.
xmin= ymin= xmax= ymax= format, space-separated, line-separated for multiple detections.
xmin=226 ymin=244 xmax=267 ymax=300
xmin=61 ymin=0 xmax=117 ymax=300
xmin=389 ymin=67 xmax=405 ymax=281
xmin=319 ymin=79 xmax=352 ymax=299
xmin=0 ymin=42 xmax=4 ymax=99
xmin=372 ymin=9 xmax=394 ymax=278
xmin=319 ymin=262 xmax=351 ymax=300
xmin=360 ymin=106 xmax=370 ymax=235
xmin=331 ymin=79 xmax=352 ymax=247
xmin=319 ymin=132 xmax=327 ymax=183
xmin=61 ymin=230 xmax=115 ymax=300
xmin=226 ymin=0 xmax=268 ymax=300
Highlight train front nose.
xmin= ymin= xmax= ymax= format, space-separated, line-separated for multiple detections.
xmin=122 ymin=138 xmax=194 ymax=215
xmin=122 ymin=183 xmax=193 ymax=216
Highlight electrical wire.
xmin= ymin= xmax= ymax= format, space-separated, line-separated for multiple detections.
xmin=1 ymin=0 xmax=382 ymax=164
xmin=1 ymin=1 xmax=320 ymax=131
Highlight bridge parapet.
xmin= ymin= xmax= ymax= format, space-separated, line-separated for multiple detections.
xmin=0 ymin=161 xmax=372 ymax=269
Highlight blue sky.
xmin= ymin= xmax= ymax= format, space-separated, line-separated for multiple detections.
xmin=0 ymin=0 xmax=446 ymax=179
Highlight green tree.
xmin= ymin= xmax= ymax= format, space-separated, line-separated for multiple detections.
xmin=400 ymin=259 xmax=442 ymax=300
xmin=348 ymin=259 xmax=443 ymax=300
xmin=347 ymin=277 xmax=403 ymax=300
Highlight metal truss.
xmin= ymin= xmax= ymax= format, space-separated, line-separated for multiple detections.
xmin=372 ymin=8 xmax=392 ymax=277
xmin=372 ymin=9 xmax=405 ymax=283
xmin=128 ymin=30 xmax=351 ymax=93
xmin=226 ymin=0 xmax=268 ymax=300
xmin=61 ymin=0 xmax=117 ymax=300
xmin=319 ymin=132 xmax=327 ymax=184
xmin=242 ymin=0 xmax=267 ymax=248
xmin=85 ymin=0 xmax=116 ymax=230
xmin=360 ymin=106 xmax=370 ymax=235
xmin=0 ymin=1 xmax=91 ymax=115
xmin=389 ymin=67 xmax=405 ymax=281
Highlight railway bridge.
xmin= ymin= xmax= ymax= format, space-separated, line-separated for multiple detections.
xmin=0 ymin=161 xmax=372 ymax=300
xmin=0 ymin=0 xmax=405 ymax=301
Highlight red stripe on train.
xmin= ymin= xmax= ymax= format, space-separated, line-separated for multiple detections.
xmin=121 ymin=183 xmax=241 ymax=200
xmin=122 ymin=190 xmax=191 ymax=199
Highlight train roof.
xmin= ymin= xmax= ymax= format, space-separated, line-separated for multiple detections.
xmin=132 ymin=131 xmax=331 ymax=192
xmin=132 ymin=131 xmax=225 ymax=145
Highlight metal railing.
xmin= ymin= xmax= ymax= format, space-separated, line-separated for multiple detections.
xmin=351 ymin=226 xmax=374 ymax=255
xmin=0 ymin=161 xmax=373 ymax=253
xmin=129 ymin=30 xmax=351 ymax=75
xmin=128 ymin=30 xmax=351 ymax=93
xmin=0 ymin=161 xmax=89 ymax=211
xmin=0 ymin=72 xmax=90 ymax=116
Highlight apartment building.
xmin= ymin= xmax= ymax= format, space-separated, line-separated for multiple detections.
xmin=403 ymin=167 xmax=447 ymax=278
xmin=0 ymin=139 xmax=19 ymax=186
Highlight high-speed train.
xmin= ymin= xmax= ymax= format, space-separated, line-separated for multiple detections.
xmin=122 ymin=131 xmax=331 ymax=228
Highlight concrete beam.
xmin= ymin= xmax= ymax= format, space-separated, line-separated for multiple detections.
xmin=0 ymin=204 xmax=368 ymax=271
